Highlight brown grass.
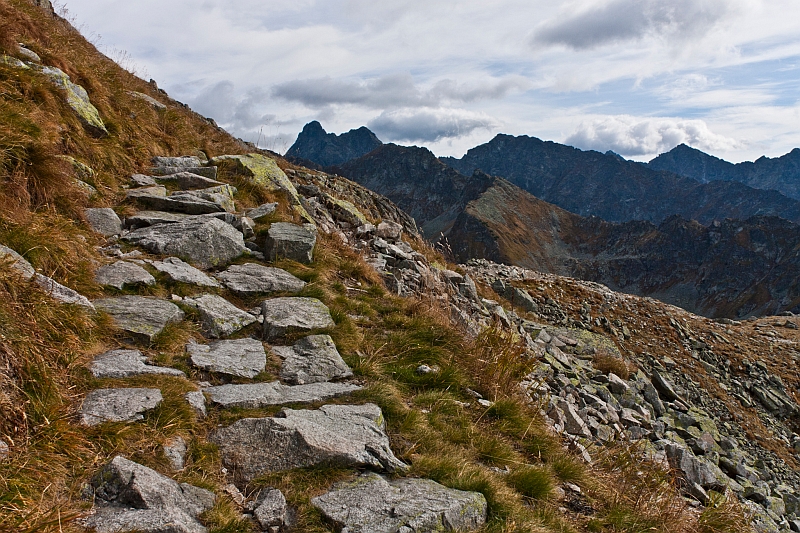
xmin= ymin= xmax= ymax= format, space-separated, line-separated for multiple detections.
xmin=591 ymin=349 xmax=636 ymax=380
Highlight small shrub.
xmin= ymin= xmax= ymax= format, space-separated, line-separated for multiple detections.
xmin=593 ymin=349 xmax=635 ymax=379
xmin=699 ymin=491 xmax=754 ymax=533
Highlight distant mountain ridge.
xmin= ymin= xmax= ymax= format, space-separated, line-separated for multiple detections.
xmin=648 ymin=143 xmax=800 ymax=200
xmin=441 ymin=134 xmax=800 ymax=225
xmin=285 ymin=121 xmax=382 ymax=168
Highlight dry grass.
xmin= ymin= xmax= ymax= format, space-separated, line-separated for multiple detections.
xmin=591 ymin=349 xmax=636 ymax=380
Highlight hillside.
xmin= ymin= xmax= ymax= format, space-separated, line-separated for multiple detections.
xmin=330 ymin=142 xmax=800 ymax=318
xmin=0 ymin=2 xmax=798 ymax=533
xmin=649 ymin=144 xmax=800 ymax=201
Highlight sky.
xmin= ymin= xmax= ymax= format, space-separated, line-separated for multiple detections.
xmin=58 ymin=0 xmax=800 ymax=163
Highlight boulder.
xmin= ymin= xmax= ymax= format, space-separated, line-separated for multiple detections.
xmin=183 ymin=294 xmax=257 ymax=338
xmin=41 ymin=66 xmax=108 ymax=137
xmin=94 ymin=296 xmax=185 ymax=344
xmin=204 ymin=380 xmax=361 ymax=409
xmin=0 ymin=244 xmax=35 ymax=279
xmin=209 ymin=404 xmax=406 ymax=485
xmin=127 ymin=188 xmax=230 ymax=215
xmin=35 ymin=274 xmax=95 ymax=309
xmin=85 ymin=208 xmax=122 ymax=237
xmin=324 ymin=195 xmax=368 ymax=227
xmin=261 ymin=297 xmax=335 ymax=340
xmin=95 ymin=260 xmax=156 ymax=289
xmin=215 ymin=263 xmax=305 ymax=295
xmin=246 ymin=202 xmax=278 ymax=222
xmin=148 ymin=257 xmax=220 ymax=287
xmin=264 ymin=222 xmax=317 ymax=264
xmin=90 ymin=348 xmax=185 ymax=379
xmin=123 ymin=217 xmax=245 ymax=269
xmin=211 ymin=154 xmax=311 ymax=221
xmin=273 ymin=334 xmax=353 ymax=385
xmin=375 ymin=221 xmax=402 ymax=241
xmin=312 ymin=472 xmax=487 ymax=533
xmin=17 ymin=44 xmax=41 ymax=62
xmin=80 ymin=388 xmax=162 ymax=426
xmin=187 ymin=338 xmax=266 ymax=378
xmin=84 ymin=456 xmax=214 ymax=533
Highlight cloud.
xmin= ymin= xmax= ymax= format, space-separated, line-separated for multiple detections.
xmin=531 ymin=0 xmax=737 ymax=50
xmin=565 ymin=116 xmax=742 ymax=156
xmin=368 ymin=107 xmax=497 ymax=142
xmin=272 ymin=74 xmax=529 ymax=109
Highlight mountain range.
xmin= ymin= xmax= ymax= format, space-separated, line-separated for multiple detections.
xmin=294 ymin=122 xmax=800 ymax=318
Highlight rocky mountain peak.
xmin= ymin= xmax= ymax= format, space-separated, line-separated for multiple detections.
xmin=286 ymin=121 xmax=383 ymax=167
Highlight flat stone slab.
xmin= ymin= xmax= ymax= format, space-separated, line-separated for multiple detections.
xmin=265 ymin=222 xmax=317 ymax=263
xmin=85 ymin=208 xmax=122 ymax=237
xmin=215 ymin=263 xmax=305 ymax=295
xmin=148 ymin=257 xmax=220 ymax=287
xmin=152 ymin=156 xmax=205 ymax=168
xmin=80 ymin=388 xmax=162 ymax=426
xmin=210 ymin=404 xmax=406 ymax=485
xmin=128 ymin=189 xmax=229 ymax=215
xmin=150 ymin=166 xmax=218 ymax=180
xmin=95 ymin=260 xmax=155 ymax=289
xmin=246 ymin=202 xmax=278 ymax=222
xmin=204 ymin=380 xmax=361 ymax=409
xmin=126 ymin=210 xmax=191 ymax=229
xmin=312 ymin=472 xmax=488 ymax=533
xmin=123 ymin=217 xmax=245 ymax=269
xmin=94 ymin=296 xmax=185 ymax=344
xmin=273 ymin=334 xmax=352 ymax=385
xmin=154 ymin=171 xmax=224 ymax=190
xmin=261 ymin=297 xmax=334 ymax=340
xmin=187 ymin=338 xmax=266 ymax=378
xmin=183 ymin=294 xmax=257 ymax=338
xmin=83 ymin=455 xmax=214 ymax=533
xmin=90 ymin=349 xmax=185 ymax=379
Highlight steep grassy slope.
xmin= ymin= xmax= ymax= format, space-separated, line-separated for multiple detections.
xmin=0 ymin=3 xmax=761 ymax=533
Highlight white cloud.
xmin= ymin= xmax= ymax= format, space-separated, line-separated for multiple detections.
xmin=565 ymin=116 xmax=742 ymax=157
xmin=368 ymin=107 xmax=497 ymax=142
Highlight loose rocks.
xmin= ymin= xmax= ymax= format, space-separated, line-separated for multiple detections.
xmin=123 ymin=217 xmax=245 ymax=269
xmin=312 ymin=472 xmax=488 ymax=533
xmin=261 ymin=297 xmax=334 ymax=340
xmin=95 ymin=260 xmax=155 ymax=289
xmin=204 ymin=380 xmax=361 ymax=409
xmin=264 ymin=222 xmax=317 ymax=264
xmin=250 ymin=488 xmax=288 ymax=531
xmin=187 ymin=338 xmax=266 ymax=378
xmin=215 ymin=263 xmax=305 ymax=295
xmin=80 ymin=388 xmax=162 ymax=426
xmin=90 ymin=348 xmax=185 ymax=379
xmin=94 ymin=296 xmax=185 ymax=344
xmin=273 ymin=334 xmax=353 ymax=384
xmin=183 ymin=294 xmax=257 ymax=338
xmin=210 ymin=404 xmax=406 ymax=485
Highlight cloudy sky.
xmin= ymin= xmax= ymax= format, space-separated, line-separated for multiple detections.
xmin=60 ymin=0 xmax=800 ymax=162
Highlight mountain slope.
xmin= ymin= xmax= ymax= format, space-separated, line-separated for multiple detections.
xmin=649 ymin=143 xmax=800 ymax=200
xmin=442 ymin=133 xmax=800 ymax=225
xmin=285 ymin=120 xmax=383 ymax=168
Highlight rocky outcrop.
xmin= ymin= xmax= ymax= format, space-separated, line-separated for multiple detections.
xmin=40 ymin=66 xmax=108 ymax=137
xmin=286 ymin=121 xmax=382 ymax=167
